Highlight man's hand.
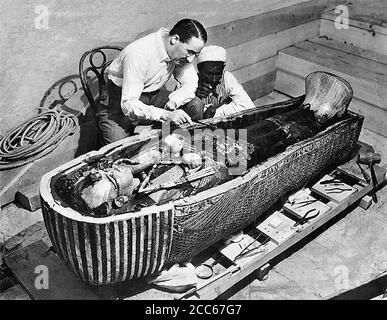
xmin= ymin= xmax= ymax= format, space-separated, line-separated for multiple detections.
xmin=163 ymin=109 xmax=193 ymax=125
xmin=196 ymin=82 xmax=213 ymax=99
xmin=164 ymin=100 xmax=177 ymax=111
xmin=203 ymin=104 xmax=216 ymax=119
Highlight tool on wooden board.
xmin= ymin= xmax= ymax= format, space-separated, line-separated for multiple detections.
xmin=325 ymin=187 xmax=353 ymax=194
xmin=195 ymin=253 xmax=223 ymax=280
xmin=234 ymin=233 xmax=270 ymax=261
xmin=291 ymin=198 xmax=318 ymax=208
xmin=356 ymin=152 xmax=381 ymax=203
xmin=293 ymin=208 xmax=320 ymax=227
xmin=319 ymin=177 xmax=345 ymax=185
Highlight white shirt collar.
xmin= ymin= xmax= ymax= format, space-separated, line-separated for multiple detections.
xmin=156 ymin=28 xmax=171 ymax=63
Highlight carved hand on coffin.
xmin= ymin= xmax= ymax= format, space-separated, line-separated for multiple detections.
xmin=110 ymin=150 xmax=161 ymax=194
xmin=164 ymin=134 xmax=185 ymax=155
xmin=181 ymin=152 xmax=203 ymax=169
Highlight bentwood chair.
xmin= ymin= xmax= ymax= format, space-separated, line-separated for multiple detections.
xmin=79 ymin=46 xmax=123 ymax=148
xmin=79 ymin=45 xmax=123 ymax=113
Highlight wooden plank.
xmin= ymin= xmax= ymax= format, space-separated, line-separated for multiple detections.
xmin=15 ymin=185 xmax=41 ymax=212
xmin=320 ymin=18 xmax=387 ymax=56
xmin=242 ymin=70 xmax=276 ymax=101
xmin=274 ymin=69 xmax=387 ymax=137
xmin=4 ymin=240 xmax=99 ymax=300
xmin=207 ymin=0 xmax=344 ymax=49
xmin=229 ymin=55 xmax=277 ymax=101
xmin=0 ymin=162 xmax=35 ymax=207
xmin=0 ymin=284 xmax=30 ymax=300
xmin=233 ymin=55 xmax=277 ymax=84
xmin=322 ymin=4 xmax=387 ymax=36
xmin=226 ymin=20 xmax=320 ymax=71
xmin=253 ymin=90 xmax=292 ymax=107
xmin=295 ymin=40 xmax=387 ymax=76
xmin=0 ymin=277 xmax=15 ymax=292
xmin=310 ymin=37 xmax=387 ymax=66
xmin=3 ymin=221 xmax=51 ymax=254
xmin=274 ymin=69 xmax=304 ymax=96
xmin=346 ymin=99 xmax=387 ymax=138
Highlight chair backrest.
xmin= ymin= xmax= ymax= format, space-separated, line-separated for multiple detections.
xmin=79 ymin=46 xmax=123 ymax=112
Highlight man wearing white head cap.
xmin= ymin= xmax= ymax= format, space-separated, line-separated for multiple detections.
xmin=182 ymin=45 xmax=255 ymax=119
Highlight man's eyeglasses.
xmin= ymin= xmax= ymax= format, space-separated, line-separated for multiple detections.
xmin=181 ymin=42 xmax=200 ymax=58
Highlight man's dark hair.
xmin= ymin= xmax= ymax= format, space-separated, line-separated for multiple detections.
xmin=169 ymin=19 xmax=207 ymax=43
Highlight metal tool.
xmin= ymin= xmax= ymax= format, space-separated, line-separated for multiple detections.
xmin=357 ymin=152 xmax=381 ymax=203
xmin=325 ymin=187 xmax=352 ymax=194
xmin=194 ymin=120 xmax=217 ymax=130
xmin=320 ymin=177 xmax=344 ymax=185
xmin=293 ymin=208 xmax=320 ymax=227
xmin=293 ymin=199 xmax=318 ymax=208
xmin=234 ymin=233 xmax=270 ymax=260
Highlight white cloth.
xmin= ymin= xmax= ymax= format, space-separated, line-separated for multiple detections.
xmin=107 ymin=28 xmax=198 ymax=121
xmin=146 ymin=263 xmax=198 ymax=293
xmin=210 ymin=71 xmax=256 ymax=118
xmin=197 ymin=45 xmax=227 ymax=63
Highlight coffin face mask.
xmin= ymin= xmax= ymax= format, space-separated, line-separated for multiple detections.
xmin=303 ymin=71 xmax=353 ymax=124
xmin=197 ymin=61 xmax=225 ymax=98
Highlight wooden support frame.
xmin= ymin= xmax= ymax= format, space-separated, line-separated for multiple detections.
xmin=178 ymin=164 xmax=386 ymax=300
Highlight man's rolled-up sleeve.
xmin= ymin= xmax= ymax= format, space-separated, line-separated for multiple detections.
xmin=121 ymin=51 xmax=165 ymax=121
xmin=214 ymin=72 xmax=256 ymax=118
xmin=169 ymin=63 xmax=198 ymax=108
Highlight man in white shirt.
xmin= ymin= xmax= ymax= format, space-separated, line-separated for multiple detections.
xmin=183 ymin=45 xmax=256 ymax=120
xmin=98 ymin=19 xmax=207 ymax=145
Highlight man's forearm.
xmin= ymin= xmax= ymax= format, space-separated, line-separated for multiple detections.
xmin=122 ymin=98 xmax=168 ymax=121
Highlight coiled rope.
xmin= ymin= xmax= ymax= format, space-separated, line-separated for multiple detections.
xmin=0 ymin=108 xmax=78 ymax=169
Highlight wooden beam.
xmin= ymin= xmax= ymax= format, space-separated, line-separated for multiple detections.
xmin=295 ymin=40 xmax=387 ymax=76
xmin=320 ymin=18 xmax=387 ymax=56
xmin=207 ymin=0 xmax=345 ymax=49
xmin=322 ymin=4 xmax=387 ymax=36
xmin=0 ymin=285 xmax=30 ymax=300
xmin=226 ymin=20 xmax=320 ymax=71
xmin=233 ymin=55 xmax=277 ymax=84
xmin=253 ymin=91 xmax=291 ymax=107
xmin=4 ymin=240 xmax=99 ymax=300
xmin=15 ymin=185 xmax=41 ymax=212
xmin=3 ymin=221 xmax=51 ymax=254
xmin=242 ymin=71 xmax=276 ymax=101
xmin=309 ymin=37 xmax=387 ymax=66
xmin=231 ymin=55 xmax=278 ymax=101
